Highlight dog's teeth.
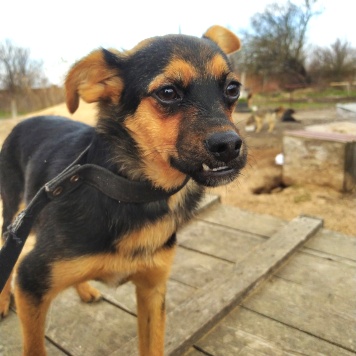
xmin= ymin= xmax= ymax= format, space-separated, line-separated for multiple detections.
xmin=202 ymin=164 xmax=229 ymax=172
xmin=202 ymin=163 xmax=210 ymax=171
xmin=213 ymin=166 xmax=228 ymax=172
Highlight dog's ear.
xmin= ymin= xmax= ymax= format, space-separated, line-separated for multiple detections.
xmin=203 ymin=25 xmax=241 ymax=54
xmin=65 ymin=49 xmax=124 ymax=113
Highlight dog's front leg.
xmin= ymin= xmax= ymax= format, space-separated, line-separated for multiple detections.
xmin=131 ymin=249 xmax=175 ymax=356
xmin=135 ymin=279 xmax=166 ymax=356
xmin=0 ymin=271 xmax=13 ymax=318
xmin=15 ymin=284 xmax=52 ymax=356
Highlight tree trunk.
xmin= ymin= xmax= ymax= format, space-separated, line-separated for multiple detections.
xmin=11 ymin=98 xmax=17 ymax=118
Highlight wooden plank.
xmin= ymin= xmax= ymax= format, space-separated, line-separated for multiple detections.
xmin=118 ymin=215 xmax=322 ymax=355
xmin=242 ymin=276 xmax=356 ymax=352
xmin=305 ymin=228 xmax=356 ymax=261
xmin=170 ymin=247 xmax=233 ymax=289
xmin=46 ymin=288 xmax=137 ymax=356
xmin=92 ymin=281 xmax=137 ymax=314
xmin=275 ymin=250 xmax=356 ymax=297
xmin=92 ymin=278 xmax=195 ymax=315
xmin=197 ymin=204 xmax=287 ymax=237
xmin=0 ymin=311 xmax=66 ymax=355
xmin=178 ymin=220 xmax=264 ymax=263
xmin=184 ymin=348 xmax=207 ymax=356
xmin=194 ymin=307 xmax=355 ymax=356
xmin=301 ymin=248 xmax=356 ymax=268
xmin=196 ymin=193 xmax=220 ymax=212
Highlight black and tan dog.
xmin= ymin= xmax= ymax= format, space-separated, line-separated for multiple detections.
xmin=0 ymin=26 xmax=246 ymax=355
xmin=245 ymin=106 xmax=286 ymax=133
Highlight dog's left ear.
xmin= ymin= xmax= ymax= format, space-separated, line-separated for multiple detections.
xmin=65 ymin=49 xmax=124 ymax=113
xmin=203 ymin=25 xmax=241 ymax=54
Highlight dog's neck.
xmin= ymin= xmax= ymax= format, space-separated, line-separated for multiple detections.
xmin=94 ymin=118 xmax=145 ymax=179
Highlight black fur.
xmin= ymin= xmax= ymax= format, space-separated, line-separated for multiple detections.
xmin=281 ymin=108 xmax=299 ymax=122
xmin=0 ymin=33 xmax=245 ymax=303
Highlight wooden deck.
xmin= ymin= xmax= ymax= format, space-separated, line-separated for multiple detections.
xmin=1 ymin=195 xmax=355 ymax=355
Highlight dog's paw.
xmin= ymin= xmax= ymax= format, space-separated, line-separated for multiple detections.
xmin=75 ymin=282 xmax=102 ymax=303
xmin=0 ymin=292 xmax=12 ymax=319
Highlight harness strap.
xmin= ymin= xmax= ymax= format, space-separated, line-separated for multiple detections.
xmin=0 ymin=144 xmax=189 ymax=292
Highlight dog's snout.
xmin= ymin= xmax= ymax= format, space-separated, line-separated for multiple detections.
xmin=205 ymin=131 xmax=242 ymax=162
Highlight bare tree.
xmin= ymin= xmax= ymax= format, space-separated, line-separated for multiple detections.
xmin=232 ymin=0 xmax=321 ymax=89
xmin=0 ymin=40 xmax=46 ymax=117
xmin=308 ymin=39 xmax=356 ymax=85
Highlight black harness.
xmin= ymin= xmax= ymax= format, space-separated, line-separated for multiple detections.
xmin=0 ymin=144 xmax=189 ymax=292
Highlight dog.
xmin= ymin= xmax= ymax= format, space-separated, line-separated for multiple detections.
xmin=281 ymin=108 xmax=299 ymax=122
xmin=245 ymin=105 xmax=285 ymax=133
xmin=244 ymin=94 xmax=299 ymax=133
xmin=0 ymin=25 xmax=247 ymax=356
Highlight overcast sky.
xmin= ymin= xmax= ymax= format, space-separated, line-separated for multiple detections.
xmin=0 ymin=0 xmax=353 ymax=85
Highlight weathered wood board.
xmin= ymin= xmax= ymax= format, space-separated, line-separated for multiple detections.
xmin=91 ymin=278 xmax=195 ymax=315
xmin=197 ymin=204 xmax=287 ymax=237
xmin=241 ymin=276 xmax=356 ymax=353
xmin=191 ymin=226 xmax=356 ymax=356
xmin=193 ymin=307 xmax=355 ymax=356
xmin=305 ymin=228 xmax=356 ymax=261
xmin=46 ymin=288 xmax=137 ymax=356
xmin=119 ymin=216 xmax=322 ymax=355
xmin=0 ymin=310 xmax=66 ymax=356
xmin=3 ymin=200 xmax=352 ymax=356
xmin=178 ymin=220 xmax=264 ymax=263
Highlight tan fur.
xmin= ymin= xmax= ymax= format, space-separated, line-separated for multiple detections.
xmin=65 ymin=50 xmax=124 ymax=113
xmin=15 ymin=287 xmax=51 ymax=356
xmin=246 ymin=107 xmax=285 ymax=133
xmin=0 ymin=273 xmax=12 ymax=317
xmin=132 ymin=259 xmax=174 ymax=356
xmin=206 ymin=54 xmax=230 ymax=78
xmin=204 ymin=25 xmax=241 ymax=54
xmin=149 ymin=58 xmax=198 ymax=90
xmin=75 ymin=282 xmax=102 ymax=303
xmin=124 ymin=99 xmax=187 ymax=190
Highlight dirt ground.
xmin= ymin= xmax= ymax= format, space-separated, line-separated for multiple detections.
xmin=214 ymin=109 xmax=356 ymax=236
xmin=0 ymin=102 xmax=355 ymax=236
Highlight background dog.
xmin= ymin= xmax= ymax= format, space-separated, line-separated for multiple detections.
xmin=244 ymin=93 xmax=298 ymax=133
xmin=245 ymin=106 xmax=285 ymax=133
xmin=0 ymin=26 xmax=246 ymax=355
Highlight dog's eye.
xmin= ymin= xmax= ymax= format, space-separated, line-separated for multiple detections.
xmin=154 ymin=86 xmax=182 ymax=104
xmin=225 ymin=82 xmax=240 ymax=101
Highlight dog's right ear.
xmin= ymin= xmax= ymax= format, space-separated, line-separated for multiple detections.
xmin=65 ymin=49 xmax=124 ymax=113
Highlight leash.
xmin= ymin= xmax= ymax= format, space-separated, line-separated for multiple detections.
xmin=0 ymin=143 xmax=189 ymax=293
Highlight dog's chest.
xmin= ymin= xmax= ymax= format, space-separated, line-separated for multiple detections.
xmin=114 ymin=183 xmax=201 ymax=264
xmin=116 ymin=214 xmax=177 ymax=261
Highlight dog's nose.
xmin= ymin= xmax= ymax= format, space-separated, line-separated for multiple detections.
xmin=205 ymin=130 xmax=242 ymax=162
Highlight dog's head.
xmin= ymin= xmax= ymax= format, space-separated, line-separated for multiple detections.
xmin=65 ymin=25 xmax=247 ymax=189
xmin=274 ymin=106 xmax=285 ymax=115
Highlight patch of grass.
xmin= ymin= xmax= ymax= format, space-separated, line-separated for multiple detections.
xmin=308 ymin=87 xmax=356 ymax=98
xmin=250 ymin=87 xmax=356 ymax=110
xmin=0 ymin=110 xmax=10 ymax=119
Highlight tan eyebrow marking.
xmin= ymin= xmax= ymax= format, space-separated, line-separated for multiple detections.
xmin=148 ymin=58 xmax=198 ymax=91
xmin=206 ymin=54 xmax=230 ymax=78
